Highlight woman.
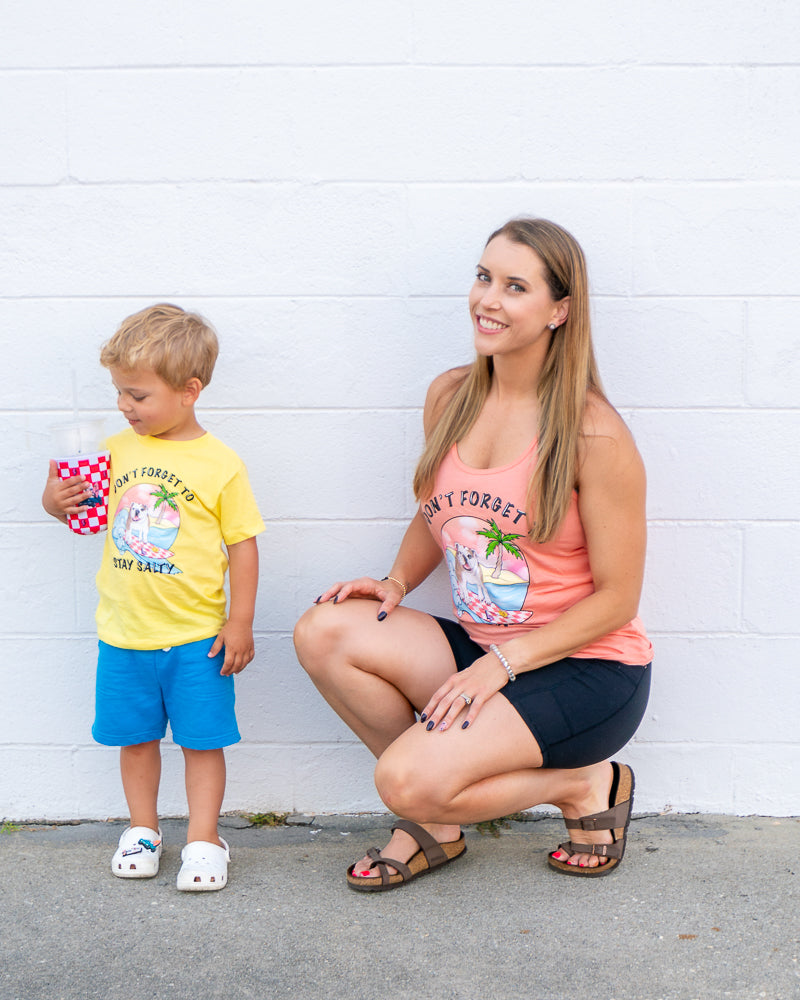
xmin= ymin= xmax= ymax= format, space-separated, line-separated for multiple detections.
xmin=294 ymin=218 xmax=653 ymax=889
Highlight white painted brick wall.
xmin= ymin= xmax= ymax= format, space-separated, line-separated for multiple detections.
xmin=2 ymin=1 xmax=798 ymax=820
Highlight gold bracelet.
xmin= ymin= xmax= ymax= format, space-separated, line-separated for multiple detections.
xmin=381 ymin=576 xmax=407 ymax=601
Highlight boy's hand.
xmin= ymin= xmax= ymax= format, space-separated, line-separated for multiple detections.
xmin=42 ymin=460 xmax=91 ymax=522
xmin=209 ymin=620 xmax=255 ymax=675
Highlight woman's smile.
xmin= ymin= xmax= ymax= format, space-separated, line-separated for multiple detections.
xmin=474 ymin=314 xmax=508 ymax=333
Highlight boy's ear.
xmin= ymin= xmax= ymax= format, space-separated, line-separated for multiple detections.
xmin=182 ymin=377 xmax=203 ymax=405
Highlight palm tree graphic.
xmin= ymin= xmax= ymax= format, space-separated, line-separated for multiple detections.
xmin=477 ymin=519 xmax=523 ymax=579
xmin=150 ymin=484 xmax=180 ymax=527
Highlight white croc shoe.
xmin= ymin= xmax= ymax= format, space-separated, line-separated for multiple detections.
xmin=176 ymin=838 xmax=230 ymax=892
xmin=112 ymin=826 xmax=163 ymax=878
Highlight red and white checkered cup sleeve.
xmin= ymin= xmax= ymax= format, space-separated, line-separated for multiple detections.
xmin=56 ymin=451 xmax=111 ymax=535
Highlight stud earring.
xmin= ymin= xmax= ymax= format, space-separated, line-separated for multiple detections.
xmin=548 ymin=323 xmax=557 ymax=331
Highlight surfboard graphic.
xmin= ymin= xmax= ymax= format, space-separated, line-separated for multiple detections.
xmin=124 ymin=535 xmax=175 ymax=563
xmin=455 ymin=587 xmax=531 ymax=626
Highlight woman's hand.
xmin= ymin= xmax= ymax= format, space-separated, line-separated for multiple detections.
xmin=42 ymin=460 xmax=91 ymax=522
xmin=419 ymin=651 xmax=510 ymax=731
xmin=314 ymin=576 xmax=406 ymax=621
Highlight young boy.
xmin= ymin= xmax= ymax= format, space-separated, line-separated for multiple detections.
xmin=42 ymin=304 xmax=264 ymax=891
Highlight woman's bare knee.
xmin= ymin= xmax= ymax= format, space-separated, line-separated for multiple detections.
xmin=374 ymin=762 xmax=424 ymax=817
xmin=293 ymin=604 xmax=321 ymax=664
xmin=375 ymin=753 xmax=450 ymax=819
xmin=293 ymin=600 xmax=369 ymax=679
xmin=293 ymin=602 xmax=342 ymax=671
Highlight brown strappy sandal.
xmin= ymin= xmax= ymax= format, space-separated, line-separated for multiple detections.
xmin=346 ymin=818 xmax=467 ymax=892
xmin=548 ymin=761 xmax=635 ymax=878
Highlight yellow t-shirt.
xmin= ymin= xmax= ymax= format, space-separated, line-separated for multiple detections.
xmin=95 ymin=429 xmax=264 ymax=649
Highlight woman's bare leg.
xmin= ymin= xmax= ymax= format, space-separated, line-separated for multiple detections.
xmin=375 ymin=693 xmax=616 ymax=868
xmin=294 ymin=599 xmax=464 ymax=870
xmin=295 ymin=600 xmax=614 ymax=870
xmin=294 ymin=599 xmax=461 ymax=756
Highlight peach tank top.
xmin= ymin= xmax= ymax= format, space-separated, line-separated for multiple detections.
xmin=421 ymin=440 xmax=653 ymax=665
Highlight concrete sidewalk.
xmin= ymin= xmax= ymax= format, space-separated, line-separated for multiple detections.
xmin=1 ymin=813 xmax=797 ymax=1000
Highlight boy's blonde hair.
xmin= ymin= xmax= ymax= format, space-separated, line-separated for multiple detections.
xmin=100 ymin=304 xmax=219 ymax=389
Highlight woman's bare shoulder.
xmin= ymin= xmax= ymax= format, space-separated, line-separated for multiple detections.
xmin=578 ymin=390 xmax=642 ymax=478
xmin=423 ymin=366 xmax=470 ymax=433
xmin=581 ymin=389 xmax=632 ymax=442
xmin=428 ymin=365 xmax=471 ymax=399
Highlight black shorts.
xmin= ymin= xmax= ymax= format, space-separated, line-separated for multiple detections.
xmin=433 ymin=616 xmax=651 ymax=769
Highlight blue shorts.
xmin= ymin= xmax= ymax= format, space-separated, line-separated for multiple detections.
xmin=92 ymin=638 xmax=241 ymax=750
xmin=434 ymin=617 xmax=651 ymax=769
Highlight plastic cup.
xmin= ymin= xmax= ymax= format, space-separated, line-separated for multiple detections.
xmin=53 ymin=420 xmax=110 ymax=535
xmin=52 ymin=419 xmax=106 ymax=457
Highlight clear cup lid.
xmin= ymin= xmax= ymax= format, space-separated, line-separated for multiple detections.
xmin=52 ymin=419 xmax=107 ymax=456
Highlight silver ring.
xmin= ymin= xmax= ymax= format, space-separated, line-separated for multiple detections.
xmin=458 ymin=693 xmax=473 ymax=705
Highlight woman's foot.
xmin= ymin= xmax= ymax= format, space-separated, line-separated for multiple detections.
xmin=349 ymin=821 xmax=462 ymax=879
xmin=549 ymin=761 xmax=635 ymax=876
xmin=551 ymin=761 xmax=615 ymax=870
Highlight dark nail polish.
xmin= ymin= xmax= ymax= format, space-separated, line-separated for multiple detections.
xmin=461 ymin=720 xmax=470 ymax=729
xmin=377 ymin=611 xmax=387 ymax=621
xmin=333 ymin=596 xmax=338 ymax=604
xmin=314 ymin=596 xmax=321 ymax=604
xmin=419 ymin=713 xmax=427 ymax=723
xmin=426 ymin=721 xmax=435 ymax=731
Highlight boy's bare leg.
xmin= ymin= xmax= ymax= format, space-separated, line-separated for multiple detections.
xmin=120 ymin=740 xmax=161 ymax=831
xmin=183 ymin=747 xmax=226 ymax=846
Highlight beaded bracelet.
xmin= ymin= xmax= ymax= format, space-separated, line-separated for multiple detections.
xmin=381 ymin=576 xmax=407 ymax=601
xmin=490 ymin=643 xmax=516 ymax=682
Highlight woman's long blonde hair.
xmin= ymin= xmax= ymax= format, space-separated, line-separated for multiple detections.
xmin=413 ymin=218 xmax=605 ymax=543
